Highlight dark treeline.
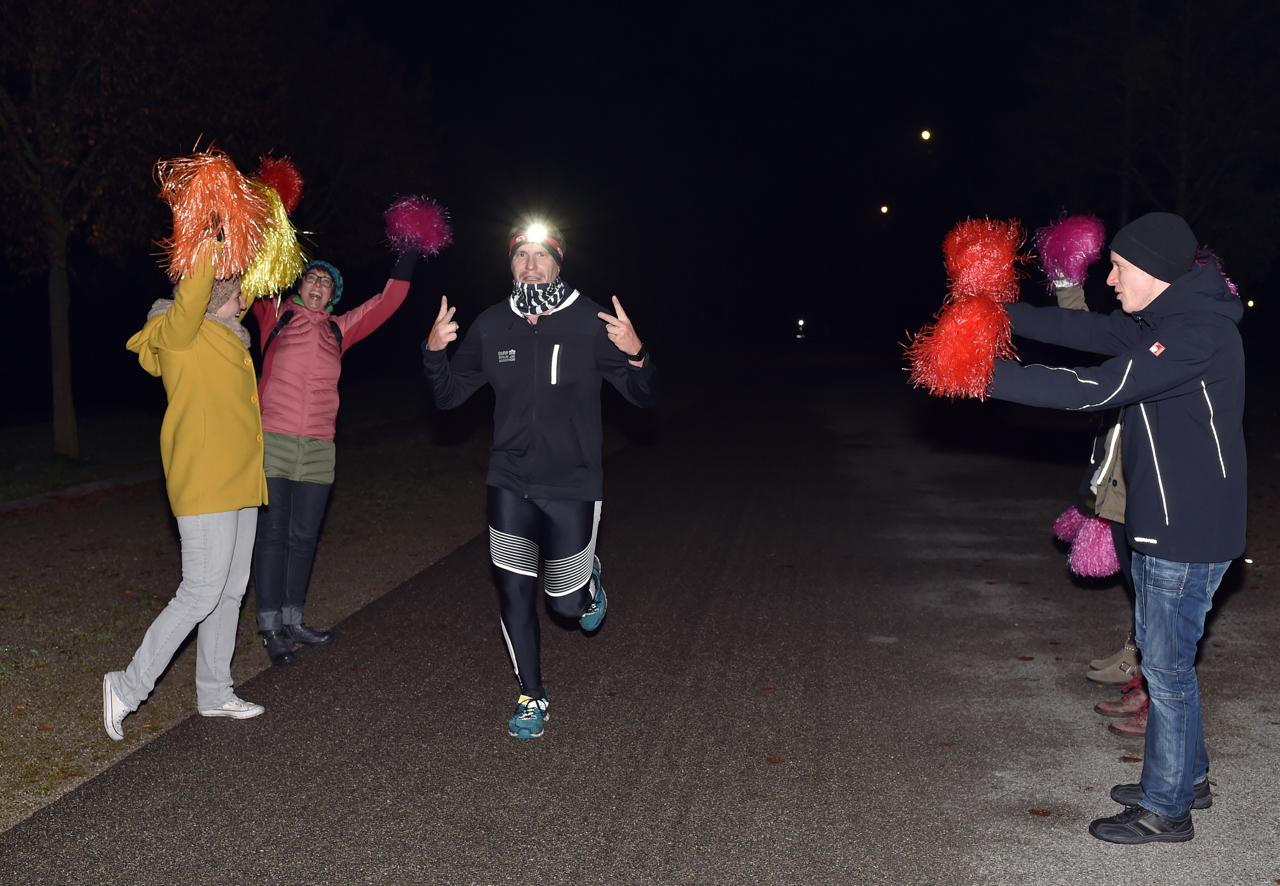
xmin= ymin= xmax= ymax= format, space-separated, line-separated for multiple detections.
xmin=0 ymin=0 xmax=433 ymax=439
xmin=2 ymin=3 xmax=1278 ymax=441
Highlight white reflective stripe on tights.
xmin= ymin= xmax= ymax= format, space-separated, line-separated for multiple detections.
xmin=490 ymin=526 xmax=539 ymax=577
xmin=499 ymin=618 xmax=521 ymax=681
xmin=543 ymin=501 xmax=601 ymax=596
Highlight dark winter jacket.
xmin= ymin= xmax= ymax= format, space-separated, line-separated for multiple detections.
xmin=990 ymin=263 xmax=1245 ymax=563
xmin=422 ymin=289 xmax=658 ymax=501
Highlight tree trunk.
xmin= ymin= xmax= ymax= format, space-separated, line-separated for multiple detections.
xmin=46 ymin=219 xmax=79 ymax=459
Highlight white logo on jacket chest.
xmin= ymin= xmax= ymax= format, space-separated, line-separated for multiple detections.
xmin=1149 ymin=342 xmax=1166 ymax=356
xmin=498 ymin=349 xmax=516 ymax=363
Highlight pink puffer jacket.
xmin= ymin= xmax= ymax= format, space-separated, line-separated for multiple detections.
xmin=252 ymin=278 xmax=409 ymax=442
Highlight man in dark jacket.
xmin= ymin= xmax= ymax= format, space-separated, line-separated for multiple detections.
xmin=422 ymin=218 xmax=657 ymax=740
xmin=989 ymin=212 xmax=1245 ymax=844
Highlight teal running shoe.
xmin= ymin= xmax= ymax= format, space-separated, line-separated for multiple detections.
xmin=508 ymin=695 xmax=549 ymax=739
xmin=578 ymin=556 xmax=607 ymax=632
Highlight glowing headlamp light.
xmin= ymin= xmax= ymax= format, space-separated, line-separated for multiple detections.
xmin=526 ymin=224 xmax=548 ymax=242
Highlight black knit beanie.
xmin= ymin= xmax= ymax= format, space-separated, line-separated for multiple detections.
xmin=1109 ymin=212 xmax=1198 ymax=283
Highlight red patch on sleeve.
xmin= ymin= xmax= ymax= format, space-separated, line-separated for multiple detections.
xmin=1149 ymin=342 xmax=1166 ymax=356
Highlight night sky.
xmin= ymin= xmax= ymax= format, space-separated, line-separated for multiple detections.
xmin=8 ymin=3 xmax=1273 ymax=426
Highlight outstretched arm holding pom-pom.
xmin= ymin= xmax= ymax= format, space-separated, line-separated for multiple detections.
xmin=905 ymin=218 xmax=1027 ymax=399
xmin=249 ymin=193 xmax=453 ymax=658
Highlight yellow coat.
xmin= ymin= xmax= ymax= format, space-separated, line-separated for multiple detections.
xmin=126 ymin=256 xmax=268 ymax=517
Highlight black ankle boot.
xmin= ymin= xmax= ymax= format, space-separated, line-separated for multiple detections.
xmin=260 ymin=630 xmax=296 ymax=666
xmin=283 ymin=623 xmax=334 ymax=647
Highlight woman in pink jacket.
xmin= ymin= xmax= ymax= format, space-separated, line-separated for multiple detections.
xmin=250 ymin=253 xmax=417 ymax=665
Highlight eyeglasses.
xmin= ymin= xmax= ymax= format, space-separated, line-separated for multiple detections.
xmin=303 ymin=273 xmax=334 ymax=289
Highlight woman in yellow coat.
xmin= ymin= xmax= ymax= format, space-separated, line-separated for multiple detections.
xmin=103 ymin=250 xmax=270 ymax=739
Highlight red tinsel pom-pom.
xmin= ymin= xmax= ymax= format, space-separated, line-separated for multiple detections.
xmin=943 ymin=218 xmax=1026 ymax=302
xmin=385 ymin=195 xmax=453 ymax=256
xmin=906 ymin=293 xmax=1014 ymax=400
xmin=254 ymin=156 xmax=304 ymax=216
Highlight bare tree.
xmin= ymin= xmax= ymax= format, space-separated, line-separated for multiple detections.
xmin=0 ymin=0 xmax=272 ymax=456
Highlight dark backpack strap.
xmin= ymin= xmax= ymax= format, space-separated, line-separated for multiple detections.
xmin=329 ymin=319 xmax=343 ymax=351
xmin=263 ymin=310 xmax=295 ymax=355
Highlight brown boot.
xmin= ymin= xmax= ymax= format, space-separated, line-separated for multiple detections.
xmin=1088 ymin=643 xmax=1140 ymax=684
xmin=1095 ymin=675 xmax=1148 ymax=717
xmin=1108 ymin=700 xmax=1149 ymax=737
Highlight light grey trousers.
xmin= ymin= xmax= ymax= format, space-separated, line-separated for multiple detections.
xmin=108 ymin=507 xmax=257 ymax=711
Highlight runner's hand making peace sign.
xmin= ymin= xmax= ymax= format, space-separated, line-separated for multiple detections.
xmin=598 ymin=296 xmax=645 ymax=364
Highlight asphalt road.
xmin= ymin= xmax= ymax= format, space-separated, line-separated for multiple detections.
xmin=3 ymin=357 xmax=1279 ymax=885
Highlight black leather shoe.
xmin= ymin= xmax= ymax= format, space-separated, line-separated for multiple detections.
xmin=260 ymin=630 xmax=295 ymax=666
xmin=1111 ymin=779 xmax=1212 ymax=809
xmin=1089 ymin=805 xmax=1193 ymax=844
xmin=283 ymin=623 xmax=334 ymax=646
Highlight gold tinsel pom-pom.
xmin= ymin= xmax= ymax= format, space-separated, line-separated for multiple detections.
xmin=241 ymin=184 xmax=307 ymax=301
xmin=155 ymin=148 xmax=269 ymax=279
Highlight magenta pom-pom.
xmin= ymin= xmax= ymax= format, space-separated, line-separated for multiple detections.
xmin=385 ymin=195 xmax=452 ymax=256
xmin=1194 ymin=249 xmax=1239 ymax=297
xmin=1035 ymin=214 xmax=1106 ymax=288
xmin=1053 ymin=505 xmax=1088 ymax=543
xmin=1069 ymin=516 xmax=1121 ymax=577
xmin=254 ymin=156 xmax=304 ymax=216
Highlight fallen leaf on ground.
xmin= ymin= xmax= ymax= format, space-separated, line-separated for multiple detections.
xmin=1018 ymin=656 xmax=1034 ymax=661
xmin=37 ymin=724 xmax=53 ymax=730
xmin=762 ymin=685 xmax=775 ymax=691
xmin=766 ymin=757 xmax=784 ymax=765
xmin=1120 ymin=756 xmax=1142 ymax=763
xmin=1028 ymin=809 xmax=1051 ymax=817
xmin=12 ymin=706 xmax=24 ymax=712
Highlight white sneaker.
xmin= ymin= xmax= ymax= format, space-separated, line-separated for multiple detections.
xmin=103 ymin=675 xmax=127 ymax=740
xmin=199 ymin=696 xmax=265 ymax=719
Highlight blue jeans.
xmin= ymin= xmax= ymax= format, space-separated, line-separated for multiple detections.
xmin=1133 ymin=554 xmax=1229 ymax=818
xmin=254 ymin=477 xmax=332 ymax=631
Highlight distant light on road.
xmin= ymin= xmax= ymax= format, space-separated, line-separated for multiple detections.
xmin=1248 ymin=299 xmax=1255 ymax=307
xmin=880 ymin=205 xmax=889 ymax=214
xmin=921 ymin=130 xmax=931 ymax=140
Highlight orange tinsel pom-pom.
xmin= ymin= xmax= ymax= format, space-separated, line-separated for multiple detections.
xmin=942 ymin=218 xmax=1027 ymax=303
xmin=155 ymin=148 xmax=270 ymax=279
xmin=906 ymin=293 xmax=1015 ymax=400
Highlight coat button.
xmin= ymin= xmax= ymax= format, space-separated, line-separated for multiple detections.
xmin=257 ymin=434 xmax=263 ymax=442
xmin=251 ymin=395 xmax=258 ymax=404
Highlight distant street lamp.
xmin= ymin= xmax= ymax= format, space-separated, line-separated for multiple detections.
xmin=797 ymin=318 xmax=805 ymax=340
xmin=880 ymin=205 xmax=889 ymax=214
xmin=921 ymin=130 xmax=931 ymax=140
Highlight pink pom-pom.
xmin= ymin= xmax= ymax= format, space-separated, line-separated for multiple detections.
xmin=1069 ymin=516 xmax=1121 ymax=577
xmin=942 ymin=218 xmax=1027 ymax=302
xmin=1035 ymin=214 xmax=1106 ymax=287
xmin=1194 ymin=249 xmax=1239 ymax=297
xmin=1053 ymin=505 xmax=1088 ymax=543
xmin=385 ymin=195 xmax=452 ymax=256
xmin=905 ymin=293 xmax=1014 ymax=399
xmin=254 ymin=156 xmax=304 ymax=216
